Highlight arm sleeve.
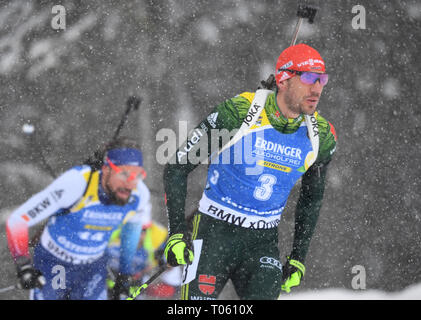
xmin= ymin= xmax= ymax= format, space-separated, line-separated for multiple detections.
xmin=290 ymin=160 xmax=330 ymax=263
xmin=290 ymin=120 xmax=337 ymax=263
xmin=5 ymin=167 xmax=87 ymax=260
xmin=119 ymin=180 xmax=152 ymax=274
xmin=119 ymin=221 xmax=142 ymax=275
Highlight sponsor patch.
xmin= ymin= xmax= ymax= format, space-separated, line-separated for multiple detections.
xmin=198 ymin=275 xmax=216 ymax=295
xmin=257 ymin=160 xmax=291 ymax=172
xmin=51 ymin=189 xmax=64 ymax=202
xmin=243 ymin=104 xmax=262 ymax=126
xmin=259 ymin=256 xmax=282 ymax=271
xmin=26 ymin=198 xmax=51 ymax=220
xmin=297 ymin=58 xmax=325 ymax=67
xmin=207 ymin=112 xmax=219 ymax=128
xmin=280 ymin=60 xmax=293 ymax=69
xmin=329 ymin=122 xmax=337 ymax=141
xmin=279 ymin=71 xmax=290 ymax=81
xmin=177 ymin=128 xmax=205 ymax=162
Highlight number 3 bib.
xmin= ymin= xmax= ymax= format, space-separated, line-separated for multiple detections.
xmin=198 ymin=109 xmax=314 ymax=230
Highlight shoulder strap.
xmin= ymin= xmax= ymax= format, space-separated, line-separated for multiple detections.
xmin=217 ymin=89 xmax=273 ymax=156
xmin=213 ymin=89 xmax=320 ymax=168
xmin=303 ymin=114 xmax=319 ymax=168
xmin=55 ymin=166 xmax=95 ymax=216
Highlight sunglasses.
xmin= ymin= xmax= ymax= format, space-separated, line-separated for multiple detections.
xmin=279 ymin=69 xmax=329 ymax=86
xmin=106 ymin=157 xmax=147 ymax=182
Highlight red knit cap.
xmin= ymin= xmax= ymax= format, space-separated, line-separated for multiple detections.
xmin=275 ymin=43 xmax=326 ymax=85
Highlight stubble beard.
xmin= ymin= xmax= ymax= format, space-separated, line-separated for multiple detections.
xmin=284 ymin=87 xmax=317 ymax=116
xmin=104 ymin=179 xmax=130 ymax=206
xmin=284 ymin=88 xmax=304 ymax=116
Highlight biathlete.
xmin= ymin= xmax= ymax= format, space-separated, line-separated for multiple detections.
xmin=6 ymin=137 xmax=152 ymax=300
xmin=163 ymin=44 xmax=337 ymax=300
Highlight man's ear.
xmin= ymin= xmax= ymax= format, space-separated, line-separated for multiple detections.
xmin=101 ymin=165 xmax=110 ymax=175
xmin=277 ymin=79 xmax=289 ymax=92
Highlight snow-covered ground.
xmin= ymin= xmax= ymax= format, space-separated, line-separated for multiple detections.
xmin=280 ymin=283 xmax=421 ymax=300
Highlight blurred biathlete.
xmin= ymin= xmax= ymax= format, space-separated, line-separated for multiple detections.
xmin=5 ymin=137 xmax=152 ymax=300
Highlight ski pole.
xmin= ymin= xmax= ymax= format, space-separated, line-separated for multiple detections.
xmin=112 ymin=95 xmax=142 ymax=141
xmin=0 ymin=285 xmax=16 ymax=294
xmin=126 ymin=265 xmax=167 ymax=300
xmin=290 ymin=2 xmax=318 ymax=46
xmin=22 ymin=95 xmax=142 ymax=177
xmin=260 ymin=2 xmax=319 ymax=91
xmin=23 ymin=122 xmax=57 ymax=178
xmin=83 ymin=95 xmax=142 ymax=169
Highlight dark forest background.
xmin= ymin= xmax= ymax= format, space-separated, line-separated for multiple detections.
xmin=0 ymin=0 xmax=420 ymax=299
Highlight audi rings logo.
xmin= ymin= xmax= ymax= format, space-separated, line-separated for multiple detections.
xmin=259 ymin=256 xmax=282 ymax=271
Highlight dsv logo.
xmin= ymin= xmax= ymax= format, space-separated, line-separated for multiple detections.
xmin=259 ymin=256 xmax=282 ymax=271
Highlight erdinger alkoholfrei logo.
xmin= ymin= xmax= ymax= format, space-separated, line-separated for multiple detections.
xmin=198 ymin=274 xmax=216 ymax=295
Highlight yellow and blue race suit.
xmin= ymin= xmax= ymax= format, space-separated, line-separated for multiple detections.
xmin=6 ymin=165 xmax=151 ymax=299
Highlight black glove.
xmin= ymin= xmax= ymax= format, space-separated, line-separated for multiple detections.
xmin=258 ymin=74 xmax=276 ymax=90
xmin=15 ymin=256 xmax=46 ymax=289
xmin=110 ymin=273 xmax=131 ymax=300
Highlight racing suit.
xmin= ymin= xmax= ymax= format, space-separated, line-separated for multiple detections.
xmin=164 ymin=90 xmax=337 ymax=299
xmin=6 ymin=165 xmax=152 ymax=299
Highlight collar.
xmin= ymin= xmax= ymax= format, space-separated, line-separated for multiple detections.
xmin=265 ymin=89 xmax=304 ymax=134
xmin=98 ymin=171 xmax=112 ymax=204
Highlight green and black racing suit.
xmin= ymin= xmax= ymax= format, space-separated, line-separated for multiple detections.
xmin=164 ymin=90 xmax=337 ymax=300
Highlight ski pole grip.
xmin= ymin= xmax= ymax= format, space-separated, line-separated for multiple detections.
xmin=126 ymin=96 xmax=142 ymax=112
xmin=297 ymin=3 xmax=318 ymax=23
xmin=112 ymin=95 xmax=142 ymax=141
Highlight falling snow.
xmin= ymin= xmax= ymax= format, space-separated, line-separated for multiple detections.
xmin=0 ymin=0 xmax=420 ymax=301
